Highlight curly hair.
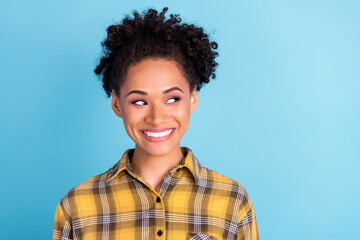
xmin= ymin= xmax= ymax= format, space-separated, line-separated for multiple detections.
xmin=94 ymin=7 xmax=219 ymax=98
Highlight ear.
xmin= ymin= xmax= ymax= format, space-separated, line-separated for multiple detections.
xmin=190 ymin=88 xmax=198 ymax=114
xmin=111 ymin=90 xmax=123 ymax=118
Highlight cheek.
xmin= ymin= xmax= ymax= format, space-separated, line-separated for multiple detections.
xmin=121 ymin=108 xmax=144 ymax=133
xmin=174 ymin=104 xmax=191 ymax=125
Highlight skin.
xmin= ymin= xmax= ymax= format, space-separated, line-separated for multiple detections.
xmin=111 ymin=58 xmax=198 ymax=190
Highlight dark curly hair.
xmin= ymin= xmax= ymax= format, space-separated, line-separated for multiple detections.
xmin=94 ymin=7 xmax=219 ymax=98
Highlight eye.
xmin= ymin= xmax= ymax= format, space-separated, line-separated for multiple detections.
xmin=132 ymin=100 xmax=147 ymax=106
xmin=166 ymin=97 xmax=180 ymax=104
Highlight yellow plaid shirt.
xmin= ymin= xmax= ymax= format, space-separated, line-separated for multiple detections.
xmin=53 ymin=147 xmax=258 ymax=240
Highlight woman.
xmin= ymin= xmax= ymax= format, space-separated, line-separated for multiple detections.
xmin=53 ymin=7 xmax=258 ymax=240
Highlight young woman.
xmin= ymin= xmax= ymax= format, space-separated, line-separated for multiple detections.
xmin=53 ymin=7 xmax=258 ymax=240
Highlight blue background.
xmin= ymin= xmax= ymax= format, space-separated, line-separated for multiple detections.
xmin=1 ymin=0 xmax=359 ymax=239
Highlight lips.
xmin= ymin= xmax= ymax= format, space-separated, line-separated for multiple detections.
xmin=141 ymin=128 xmax=175 ymax=142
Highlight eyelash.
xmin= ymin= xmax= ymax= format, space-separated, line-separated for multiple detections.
xmin=131 ymin=97 xmax=181 ymax=106
xmin=166 ymin=97 xmax=180 ymax=104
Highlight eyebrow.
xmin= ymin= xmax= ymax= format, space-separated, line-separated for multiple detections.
xmin=126 ymin=87 xmax=184 ymax=97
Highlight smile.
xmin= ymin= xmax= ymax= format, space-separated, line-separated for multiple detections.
xmin=141 ymin=128 xmax=175 ymax=142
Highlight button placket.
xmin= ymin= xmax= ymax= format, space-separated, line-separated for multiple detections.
xmin=154 ymin=194 xmax=165 ymax=239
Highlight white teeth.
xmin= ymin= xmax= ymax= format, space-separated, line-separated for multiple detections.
xmin=144 ymin=129 xmax=173 ymax=137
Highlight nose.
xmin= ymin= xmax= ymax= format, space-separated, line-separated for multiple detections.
xmin=144 ymin=103 xmax=168 ymax=126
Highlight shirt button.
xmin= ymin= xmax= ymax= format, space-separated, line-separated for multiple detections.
xmin=157 ymin=229 xmax=163 ymax=236
xmin=156 ymin=196 xmax=161 ymax=203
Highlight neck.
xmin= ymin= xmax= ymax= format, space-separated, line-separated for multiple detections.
xmin=130 ymin=145 xmax=184 ymax=189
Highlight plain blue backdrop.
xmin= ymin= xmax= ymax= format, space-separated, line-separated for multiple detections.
xmin=1 ymin=0 xmax=359 ymax=239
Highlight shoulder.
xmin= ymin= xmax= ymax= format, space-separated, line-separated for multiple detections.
xmin=69 ymin=170 xmax=107 ymax=192
xmin=201 ymin=166 xmax=245 ymax=188
xmin=198 ymin=166 xmax=255 ymax=221
xmin=57 ymin=169 xmax=109 ymax=209
xmin=198 ymin=166 xmax=251 ymax=201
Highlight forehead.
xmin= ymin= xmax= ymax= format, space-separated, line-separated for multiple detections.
xmin=121 ymin=58 xmax=190 ymax=94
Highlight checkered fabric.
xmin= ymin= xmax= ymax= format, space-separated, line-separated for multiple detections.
xmin=53 ymin=147 xmax=258 ymax=240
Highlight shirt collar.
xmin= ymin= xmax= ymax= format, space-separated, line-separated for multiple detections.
xmin=105 ymin=147 xmax=202 ymax=184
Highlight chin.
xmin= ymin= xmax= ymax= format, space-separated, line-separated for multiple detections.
xmin=142 ymin=143 xmax=178 ymax=157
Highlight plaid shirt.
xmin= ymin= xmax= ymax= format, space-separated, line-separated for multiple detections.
xmin=53 ymin=147 xmax=258 ymax=240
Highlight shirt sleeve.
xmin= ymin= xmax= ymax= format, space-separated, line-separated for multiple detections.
xmin=238 ymin=197 xmax=259 ymax=240
xmin=53 ymin=201 xmax=73 ymax=240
